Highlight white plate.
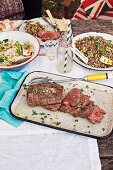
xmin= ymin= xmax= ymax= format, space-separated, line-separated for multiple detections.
xmin=0 ymin=31 xmax=40 ymax=70
xmin=19 ymin=17 xmax=60 ymax=45
xmin=72 ymin=32 xmax=113 ymax=71
xmin=0 ymin=19 xmax=23 ymax=32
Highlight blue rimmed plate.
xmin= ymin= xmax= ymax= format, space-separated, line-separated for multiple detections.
xmin=72 ymin=32 xmax=113 ymax=71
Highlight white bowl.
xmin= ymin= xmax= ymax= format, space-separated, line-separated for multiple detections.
xmin=72 ymin=32 xmax=113 ymax=71
xmin=0 ymin=31 xmax=40 ymax=70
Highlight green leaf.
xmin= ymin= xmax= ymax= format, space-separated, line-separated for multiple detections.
xmin=93 ymin=38 xmax=101 ymax=47
xmin=106 ymin=42 xmax=112 ymax=47
xmin=83 ymin=51 xmax=88 ymax=56
xmin=23 ymin=43 xmax=30 ymax=50
xmin=0 ymin=57 xmax=4 ymax=62
xmin=99 ymin=48 xmax=106 ymax=55
xmin=14 ymin=41 xmax=23 ymax=55
xmin=0 ymin=44 xmax=5 ymax=52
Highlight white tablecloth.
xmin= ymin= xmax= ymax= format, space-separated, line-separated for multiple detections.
xmin=1 ymin=52 xmax=110 ymax=170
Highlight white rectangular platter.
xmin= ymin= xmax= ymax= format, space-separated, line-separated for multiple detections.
xmin=10 ymin=71 xmax=113 ymax=138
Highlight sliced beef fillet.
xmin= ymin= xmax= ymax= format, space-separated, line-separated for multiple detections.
xmin=27 ymin=83 xmax=64 ymax=111
xmin=37 ymin=31 xmax=60 ymax=41
xmin=60 ymin=88 xmax=105 ymax=123
xmin=43 ymin=103 xmax=61 ymax=112
xmin=79 ymin=102 xmax=94 ymax=118
xmin=88 ymin=106 xmax=105 ymax=123
xmin=60 ymin=88 xmax=92 ymax=117
xmin=27 ymin=83 xmax=106 ymax=123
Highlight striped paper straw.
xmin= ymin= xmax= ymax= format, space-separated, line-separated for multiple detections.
xmin=64 ymin=47 xmax=68 ymax=73
xmin=67 ymin=21 xmax=73 ymax=45
xmin=64 ymin=20 xmax=73 ymax=73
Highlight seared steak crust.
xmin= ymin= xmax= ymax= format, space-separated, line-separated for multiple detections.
xmin=27 ymin=83 xmax=64 ymax=111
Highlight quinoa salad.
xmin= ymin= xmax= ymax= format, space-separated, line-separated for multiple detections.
xmin=75 ymin=36 xmax=113 ymax=68
xmin=24 ymin=21 xmax=45 ymax=37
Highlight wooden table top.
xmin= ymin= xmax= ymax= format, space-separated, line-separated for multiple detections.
xmin=71 ymin=19 xmax=113 ymax=170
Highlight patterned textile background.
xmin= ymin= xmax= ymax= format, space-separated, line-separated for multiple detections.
xmin=0 ymin=0 xmax=24 ymax=20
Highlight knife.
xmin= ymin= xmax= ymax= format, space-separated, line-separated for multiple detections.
xmin=42 ymin=17 xmax=58 ymax=31
xmin=46 ymin=10 xmax=58 ymax=31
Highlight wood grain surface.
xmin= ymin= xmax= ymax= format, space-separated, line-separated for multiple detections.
xmin=72 ymin=20 xmax=113 ymax=170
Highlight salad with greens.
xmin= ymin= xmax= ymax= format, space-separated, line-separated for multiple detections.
xmin=0 ymin=39 xmax=34 ymax=66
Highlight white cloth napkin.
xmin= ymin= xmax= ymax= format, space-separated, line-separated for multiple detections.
xmin=0 ymin=54 xmax=102 ymax=170
xmin=0 ymin=133 xmax=101 ymax=170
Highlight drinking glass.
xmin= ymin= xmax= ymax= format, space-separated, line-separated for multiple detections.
xmin=56 ymin=32 xmax=73 ymax=73
xmin=44 ymin=40 xmax=59 ymax=60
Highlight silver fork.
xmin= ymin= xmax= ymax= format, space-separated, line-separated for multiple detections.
xmin=28 ymin=76 xmax=84 ymax=85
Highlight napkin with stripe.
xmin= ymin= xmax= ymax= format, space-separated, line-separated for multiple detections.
xmin=0 ymin=71 xmax=27 ymax=127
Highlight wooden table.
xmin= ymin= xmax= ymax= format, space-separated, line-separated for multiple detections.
xmin=98 ymin=134 xmax=113 ymax=170
xmin=71 ymin=20 xmax=113 ymax=170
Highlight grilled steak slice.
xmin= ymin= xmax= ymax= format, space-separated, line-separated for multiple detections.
xmin=27 ymin=83 xmax=64 ymax=111
xmin=79 ymin=102 xmax=94 ymax=118
xmin=37 ymin=31 xmax=60 ymax=41
xmin=60 ymin=88 xmax=105 ymax=123
xmin=60 ymin=104 xmax=80 ymax=117
xmin=60 ymin=88 xmax=92 ymax=117
xmin=88 ymin=106 xmax=105 ymax=123
xmin=43 ymin=103 xmax=61 ymax=111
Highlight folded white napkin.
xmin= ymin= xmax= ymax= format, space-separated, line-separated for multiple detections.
xmin=0 ymin=133 xmax=101 ymax=170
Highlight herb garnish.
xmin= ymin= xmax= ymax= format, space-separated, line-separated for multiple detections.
xmin=77 ymin=101 xmax=83 ymax=108
xmin=53 ymin=122 xmax=61 ymax=126
xmin=99 ymin=48 xmax=106 ymax=55
xmin=41 ymin=120 xmax=45 ymax=124
xmin=102 ymin=128 xmax=105 ymax=131
xmin=3 ymin=39 xmax=8 ymax=43
xmin=32 ymin=110 xmax=38 ymax=115
xmin=0 ymin=56 xmax=4 ymax=62
xmin=84 ymin=51 xmax=88 ymax=56
xmin=86 ymin=85 xmax=89 ymax=89
xmin=23 ymin=84 xmax=29 ymax=90
xmin=14 ymin=41 xmax=23 ymax=55
xmin=93 ymin=38 xmax=101 ymax=47
xmin=40 ymin=113 xmax=46 ymax=115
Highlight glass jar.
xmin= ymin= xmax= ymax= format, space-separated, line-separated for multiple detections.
xmin=56 ymin=33 xmax=73 ymax=73
xmin=44 ymin=40 xmax=59 ymax=60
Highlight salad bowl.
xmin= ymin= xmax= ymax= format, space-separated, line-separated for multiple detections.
xmin=0 ymin=31 xmax=40 ymax=70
